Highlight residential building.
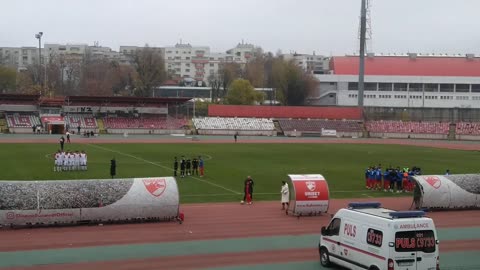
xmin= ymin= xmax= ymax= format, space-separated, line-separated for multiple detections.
xmin=0 ymin=47 xmax=42 ymax=71
xmin=283 ymin=53 xmax=330 ymax=74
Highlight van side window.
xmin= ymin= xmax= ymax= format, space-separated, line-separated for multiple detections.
xmin=366 ymin=228 xmax=383 ymax=247
xmin=328 ymin=218 xmax=341 ymax=235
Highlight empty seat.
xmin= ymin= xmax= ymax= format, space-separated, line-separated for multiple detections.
xmin=277 ymin=119 xmax=362 ymax=132
xmin=365 ymin=121 xmax=449 ymax=134
xmin=193 ymin=117 xmax=275 ymax=131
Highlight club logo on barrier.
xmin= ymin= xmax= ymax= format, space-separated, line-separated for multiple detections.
xmin=6 ymin=212 xmax=15 ymax=220
xmin=306 ymin=181 xmax=316 ymax=191
xmin=425 ymin=176 xmax=441 ymax=189
xmin=143 ymin=179 xmax=167 ymax=197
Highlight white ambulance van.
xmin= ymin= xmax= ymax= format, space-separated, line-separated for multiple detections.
xmin=318 ymin=202 xmax=439 ymax=270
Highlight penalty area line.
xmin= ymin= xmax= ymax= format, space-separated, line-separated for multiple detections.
xmin=87 ymin=144 xmax=241 ymax=195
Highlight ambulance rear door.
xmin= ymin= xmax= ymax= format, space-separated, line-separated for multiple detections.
xmin=392 ymin=218 xmax=437 ymax=270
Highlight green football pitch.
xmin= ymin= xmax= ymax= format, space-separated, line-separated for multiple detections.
xmin=0 ymin=142 xmax=479 ymax=203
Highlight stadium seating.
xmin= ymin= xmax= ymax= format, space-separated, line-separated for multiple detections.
xmin=64 ymin=114 xmax=98 ymax=129
xmin=278 ymin=119 xmax=362 ymax=132
xmin=366 ymin=120 xmax=449 ymax=134
xmin=6 ymin=113 xmax=41 ymax=128
xmin=193 ymin=117 xmax=275 ymax=131
xmin=103 ymin=116 xmax=186 ymax=129
xmin=208 ymin=105 xmax=362 ymax=120
xmin=455 ymin=122 xmax=480 ymax=136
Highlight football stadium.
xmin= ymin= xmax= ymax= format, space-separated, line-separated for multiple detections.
xmin=1 ymin=53 xmax=480 ymax=269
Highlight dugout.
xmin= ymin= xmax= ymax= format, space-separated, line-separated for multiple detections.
xmin=286 ymin=174 xmax=330 ymax=217
xmin=412 ymin=174 xmax=480 ymax=210
xmin=0 ymin=177 xmax=180 ymax=227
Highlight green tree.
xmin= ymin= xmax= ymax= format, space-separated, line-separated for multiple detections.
xmin=226 ymin=79 xmax=264 ymax=105
xmin=0 ymin=66 xmax=17 ymax=93
xmin=133 ymin=45 xmax=166 ymax=97
xmin=269 ymin=59 xmax=318 ymax=105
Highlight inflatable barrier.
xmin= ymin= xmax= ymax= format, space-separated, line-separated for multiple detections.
xmin=0 ymin=177 xmax=180 ymax=227
xmin=286 ymin=174 xmax=329 ymax=216
xmin=412 ymin=174 xmax=480 ymax=210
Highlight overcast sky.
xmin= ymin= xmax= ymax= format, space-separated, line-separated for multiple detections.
xmin=1 ymin=0 xmax=478 ymax=55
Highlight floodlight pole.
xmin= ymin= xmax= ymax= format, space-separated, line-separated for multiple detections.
xmin=35 ymin=32 xmax=43 ymax=95
xmin=358 ymin=0 xmax=367 ymax=113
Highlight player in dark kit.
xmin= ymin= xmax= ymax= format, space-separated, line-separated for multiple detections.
xmin=180 ymin=156 xmax=186 ymax=178
xmin=186 ymin=158 xmax=192 ymax=176
xmin=173 ymin=157 xmax=178 ymax=177
xmin=110 ymin=158 xmax=116 ymax=178
xmin=192 ymin=157 xmax=199 ymax=175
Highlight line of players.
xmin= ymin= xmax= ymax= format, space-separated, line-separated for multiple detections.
xmin=174 ymin=156 xmax=204 ymax=178
xmin=365 ymin=165 xmax=422 ymax=193
xmin=53 ymin=150 xmax=88 ymax=172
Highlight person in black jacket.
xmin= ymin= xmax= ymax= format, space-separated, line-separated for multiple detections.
xmin=180 ymin=156 xmax=186 ymax=178
xmin=173 ymin=157 xmax=178 ymax=177
xmin=192 ymin=157 xmax=198 ymax=176
xmin=241 ymin=176 xmax=254 ymax=205
xmin=110 ymin=158 xmax=116 ymax=178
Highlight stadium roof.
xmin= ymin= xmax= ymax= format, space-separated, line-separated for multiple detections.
xmin=65 ymin=95 xmax=191 ymax=104
xmin=330 ymin=56 xmax=480 ymax=77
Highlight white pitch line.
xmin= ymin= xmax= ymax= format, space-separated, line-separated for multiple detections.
xmin=87 ymin=144 xmax=241 ymax=195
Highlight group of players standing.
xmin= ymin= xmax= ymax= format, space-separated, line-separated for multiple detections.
xmin=174 ymin=156 xmax=204 ymax=178
xmin=365 ymin=165 xmax=421 ymax=193
xmin=53 ymin=150 xmax=88 ymax=172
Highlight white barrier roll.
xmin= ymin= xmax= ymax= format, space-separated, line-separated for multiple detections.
xmin=288 ymin=174 xmax=330 ymax=216
xmin=412 ymin=174 xmax=480 ymax=210
xmin=0 ymin=177 xmax=179 ymax=226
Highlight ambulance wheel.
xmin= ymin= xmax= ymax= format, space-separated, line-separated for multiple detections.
xmin=368 ymin=267 xmax=379 ymax=270
xmin=319 ymin=247 xmax=331 ymax=267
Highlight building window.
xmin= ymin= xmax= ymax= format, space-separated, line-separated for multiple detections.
xmin=186 ymin=57 xmax=190 ymax=60
xmin=424 ymin=84 xmax=438 ymax=92
xmin=456 ymin=84 xmax=470 ymax=93
xmin=409 ymin=83 xmax=422 ymax=92
xmin=378 ymin=83 xmax=392 ymax=91
xmin=348 ymin=82 xmax=358 ymax=90
xmin=186 ymin=69 xmax=190 ymax=72
xmin=440 ymin=84 xmax=454 ymax=92
xmin=365 ymin=83 xmax=377 ymax=91
xmin=472 ymin=84 xmax=480 ymax=93
xmin=210 ymin=63 xmax=214 ymax=67
xmin=393 ymin=83 xmax=407 ymax=91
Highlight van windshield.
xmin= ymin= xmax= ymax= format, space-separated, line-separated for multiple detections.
xmin=395 ymin=230 xmax=436 ymax=253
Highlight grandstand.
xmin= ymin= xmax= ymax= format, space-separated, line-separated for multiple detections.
xmin=365 ymin=120 xmax=450 ymax=139
xmin=278 ymin=119 xmax=362 ymax=137
xmin=0 ymin=94 xmax=191 ymax=135
xmin=193 ymin=117 xmax=275 ymax=136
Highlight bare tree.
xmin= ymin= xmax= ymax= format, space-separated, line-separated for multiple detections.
xmin=133 ymin=45 xmax=166 ymax=97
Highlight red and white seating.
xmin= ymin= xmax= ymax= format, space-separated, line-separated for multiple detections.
xmin=456 ymin=122 xmax=480 ymax=136
xmin=278 ymin=119 xmax=362 ymax=132
xmin=366 ymin=121 xmax=449 ymax=134
xmin=193 ymin=117 xmax=275 ymax=131
xmin=103 ymin=116 xmax=186 ymax=129
xmin=64 ymin=114 xmax=98 ymax=129
xmin=6 ymin=113 xmax=41 ymax=128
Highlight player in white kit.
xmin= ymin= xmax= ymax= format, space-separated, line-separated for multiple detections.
xmin=74 ymin=151 xmax=80 ymax=171
xmin=54 ymin=150 xmax=60 ymax=172
xmin=80 ymin=150 xmax=87 ymax=171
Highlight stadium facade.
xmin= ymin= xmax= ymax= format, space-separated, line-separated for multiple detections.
xmin=310 ymin=54 xmax=480 ymax=109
